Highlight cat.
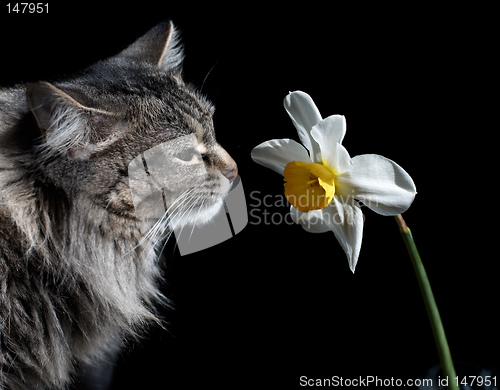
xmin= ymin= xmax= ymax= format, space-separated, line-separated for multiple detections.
xmin=0 ymin=21 xmax=237 ymax=389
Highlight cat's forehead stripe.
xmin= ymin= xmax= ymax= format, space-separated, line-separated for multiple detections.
xmin=176 ymin=91 xmax=214 ymax=140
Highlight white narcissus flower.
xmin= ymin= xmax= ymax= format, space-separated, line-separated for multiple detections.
xmin=251 ymin=91 xmax=416 ymax=272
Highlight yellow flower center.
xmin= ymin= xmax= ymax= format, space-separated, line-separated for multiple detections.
xmin=283 ymin=161 xmax=335 ymax=212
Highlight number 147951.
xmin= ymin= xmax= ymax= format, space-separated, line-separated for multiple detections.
xmin=6 ymin=3 xmax=48 ymax=13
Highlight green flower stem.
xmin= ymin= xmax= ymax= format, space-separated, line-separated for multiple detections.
xmin=395 ymin=214 xmax=458 ymax=390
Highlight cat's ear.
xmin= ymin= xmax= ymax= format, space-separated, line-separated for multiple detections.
xmin=117 ymin=21 xmax=184 ymax=71
xmin=26 ymin=81 xmax=87 ymax=133
xmin=26 ymin=81 xmax=118 ymax=160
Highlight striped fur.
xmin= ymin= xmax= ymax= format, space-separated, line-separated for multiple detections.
xmin=0 ymin=22 xmax=236 ymax=389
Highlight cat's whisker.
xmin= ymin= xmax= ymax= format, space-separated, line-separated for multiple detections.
xmin=162 ymin=187 xmax=197 ymax=226
xmin=94 ymin=192 xmax=122 ymax=228
xmin=153 ymin=187 xmax=205 ymax=254
xmin=166 ymin=188 xmax=200 ymax=225
xmin=157 ymin=227 xmax=177 ymax=258
xmin=186 ymin=196 xmax=208 ymax=242
xmin=132 ymin=186 xmax=201 ymax=260
xmin=200 ymin=61 xmax=219 ymax=92
xmin=169 ymin=189 xmax=216 ymax=250
xmin=147 ymin=188 xmax=194 ymax=231
xmin=148 ymin=192 xmax=201 ymax=257
xmin=104 ymin=192 xmax=121 ymax=211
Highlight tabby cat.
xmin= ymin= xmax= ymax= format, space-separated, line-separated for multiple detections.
xmin=0 ymin=22 xmax=237 ymax=389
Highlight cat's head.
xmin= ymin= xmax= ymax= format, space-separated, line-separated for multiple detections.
xmin=25 ymin=22 xmax=237 ymax=231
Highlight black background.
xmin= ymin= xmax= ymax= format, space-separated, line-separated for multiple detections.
xmin=1 ymin=3 xmax=497 ymax=389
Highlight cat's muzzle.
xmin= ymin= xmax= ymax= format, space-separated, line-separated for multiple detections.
xmin=127 ymin=135 xmax=247 ymax=255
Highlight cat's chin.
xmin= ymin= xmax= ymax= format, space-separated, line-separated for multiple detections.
xmin=182 ymin=197 xmax=224 ymax=227
xmin=152 ymin=196 xmax=224 ymax=234
xmin=179 ymin=174 xmax=232 ymax=227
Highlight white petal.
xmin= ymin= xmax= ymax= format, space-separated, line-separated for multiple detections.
xmin=310 ymin=115 xmax=352 ymax=174
xmin=251 ymin=138 xmax=311 ymax=176
xmin=290 ymin=206 xmax=331 ymax=233
xmin=323 ymin=197 xmax=364 ymax=273
xmin=283 ymin=91 xmax=322 ymax=163
xmin=335 ymin=154 xmax=416 ymax=216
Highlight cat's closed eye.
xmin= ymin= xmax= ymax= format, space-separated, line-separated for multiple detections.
xmin=174 ymin=147 xmax=203 ymax=163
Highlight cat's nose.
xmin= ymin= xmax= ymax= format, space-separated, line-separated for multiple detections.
xmin=216 ymin=144 xmax=238 ymax=182
xmin=222 ymin=167 xmax=238 ymax=183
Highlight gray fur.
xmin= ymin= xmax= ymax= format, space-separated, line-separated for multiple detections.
xmin=0 ymin=21 xmax=236 ymax=389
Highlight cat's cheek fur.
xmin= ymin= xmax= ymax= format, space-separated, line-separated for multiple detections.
xmin=204 ymin=172 xmax=233 ymax=218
